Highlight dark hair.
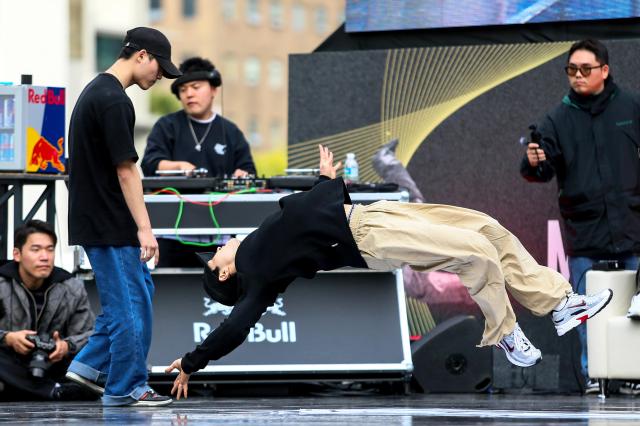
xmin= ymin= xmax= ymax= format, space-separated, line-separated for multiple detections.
xmin=14 ymin=220 xmax=57 ymax=250
xmin=179 ymin=57 xmax=217 ymax=74
xmin=568 ymin=39 xmax=609 ymax=65
xmin=118 ymin=46 xmax=155 ymax=62
xmin=118 ymin=45 xmax=137 ymax=60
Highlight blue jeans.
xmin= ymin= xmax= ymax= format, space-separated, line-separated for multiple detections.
xmin=68 ymin=246 xmax=155 ymax=406
xmin=568 ymin=254 xmax=639 ymax=380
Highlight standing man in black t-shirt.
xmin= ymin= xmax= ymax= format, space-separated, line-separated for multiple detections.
xmin=141 ymin=57 xmax=256 ymax=267
xmin=65 ymin=27 xmax=181 ymax=407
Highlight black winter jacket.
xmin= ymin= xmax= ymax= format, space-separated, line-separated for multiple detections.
xmin=520 ymin=82 xmax=640 ymax=257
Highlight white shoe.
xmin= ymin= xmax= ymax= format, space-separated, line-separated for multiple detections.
xmin=584 ymin=378 xmax=600 ymax=395
xmin=627 ymin=294 xmax=640 ymax=320
xmin=619 ymin=381 xmax=640 ymax=395
xmin=496 ymin=323 xmax=542 ymax=367
xmin=552 ymin=289 xmax=613 ymax=336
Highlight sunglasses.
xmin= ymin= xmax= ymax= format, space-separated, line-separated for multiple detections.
xmin=564 ymin=64 xmax=604 ymax=77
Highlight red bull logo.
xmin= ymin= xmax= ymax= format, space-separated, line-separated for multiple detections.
xmin=27 ymin=88 xmax=65 ymax=105
xmin=26 ymin=127 xmax=65 ymax=173
xmin=31 ymin=136 xmax=65 ymax=172
xmin=196 ymin=296 xmax=296 ymax=344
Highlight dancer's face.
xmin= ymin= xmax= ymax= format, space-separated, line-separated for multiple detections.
xmin=208 ymin=238 xmax=240 ymax=281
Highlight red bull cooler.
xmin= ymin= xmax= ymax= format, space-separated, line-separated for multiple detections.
xmin=0 ymin=84 xmax=65 ymax=173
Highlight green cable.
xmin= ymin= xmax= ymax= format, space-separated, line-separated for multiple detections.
xmin=159 ymin=186 xmax=258 ymax=247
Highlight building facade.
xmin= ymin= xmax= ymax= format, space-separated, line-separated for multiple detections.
xmin=150 ymin=0 xmax=345 ymax=176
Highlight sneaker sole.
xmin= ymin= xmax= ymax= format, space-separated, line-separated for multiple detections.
xmin=584 ymin=387 xmax=601 ymax=395
xmin=556 ymin=289 xmax=613 ymax=337
xmin=65 ymin=371 xmax=105 ymax=396
xmin=130 ymin=399 xmax=173 ymax=407
xmin=497 ymin=343 xmax=542 ymax=368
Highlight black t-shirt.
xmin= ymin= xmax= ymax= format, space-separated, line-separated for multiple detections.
xmin=68 ymin=73 xmax=139 ymax=246
xmin=27 ymin=279 xmax=53 ymax=330
xmin=141 ymin=111 xmax=256 ymax=178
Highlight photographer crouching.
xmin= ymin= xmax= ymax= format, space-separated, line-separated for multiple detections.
xmin=0 ymin=220 xmax=96 ymax=401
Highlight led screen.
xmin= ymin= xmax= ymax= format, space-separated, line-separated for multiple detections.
xmin=346 ymin=0 xmax=640 ymax=32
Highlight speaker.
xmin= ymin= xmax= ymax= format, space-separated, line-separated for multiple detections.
xmin=411 ymin=315 xmax=492 ymax=393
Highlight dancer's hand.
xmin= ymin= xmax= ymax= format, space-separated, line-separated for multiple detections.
xmin=318 ymin=144 xmax=342 ymax=179
xmin=166 ymin=358 xmax=191 ymax=400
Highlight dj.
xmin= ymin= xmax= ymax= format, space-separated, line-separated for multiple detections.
xmin=141 ymin=57 xmax=257 ymax=267
xmin=141 ymin=56 xmax=256 ymax=179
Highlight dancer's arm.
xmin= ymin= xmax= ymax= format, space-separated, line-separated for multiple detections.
xmin=182 ymin=283 xmax=278 ymax=374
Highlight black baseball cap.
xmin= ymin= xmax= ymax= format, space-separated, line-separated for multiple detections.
xmin=195 ymin=252 xmax=239 ymax=306
xmin=123 ymin=27 xmax=181 ymax=79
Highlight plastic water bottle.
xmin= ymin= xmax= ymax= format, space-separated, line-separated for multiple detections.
xmin=344 ymin=152 xmax=359 ymax=183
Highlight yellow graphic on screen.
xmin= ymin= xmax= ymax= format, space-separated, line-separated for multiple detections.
xmin=289 ymin=42 xmax=573 ymax=181
xmin=26 ymin=127 xmax=65 ymax=173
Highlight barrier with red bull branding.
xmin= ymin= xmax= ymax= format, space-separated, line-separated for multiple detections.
xmin=0 ymin=85 xmax=65 ymax=173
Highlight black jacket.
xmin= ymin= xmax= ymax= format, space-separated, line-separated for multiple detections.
xmin=181 ymin=177 xmax=366 ymax=373
xmin=520 ymin=81 xmax=640 ymax=257
xmin=141 ymin=111 xmax=256 ymax=178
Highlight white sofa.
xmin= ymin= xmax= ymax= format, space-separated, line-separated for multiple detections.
xmin=586 ymin=270 xmax=640 ymax=397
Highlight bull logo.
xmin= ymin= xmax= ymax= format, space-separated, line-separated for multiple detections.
xmin=266 ymin=298 xmax=286 ymax=316
xmin=203 ymin=298 xmax=233 ymax=316
xmin=203 ymin=297 xmax=286 ymax=317
xmin=27 ymin=128 xmax=65 ymax=172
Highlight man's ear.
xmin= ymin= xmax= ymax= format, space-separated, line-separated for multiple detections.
xmin=137 ymin=49 xmax=148 ymax=63
xmin=12 ymin=247 xmax=20 ymax=263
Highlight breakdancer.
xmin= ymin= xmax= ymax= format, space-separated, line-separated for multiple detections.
xmin=165 ymin=145 xmax=612 ymax=399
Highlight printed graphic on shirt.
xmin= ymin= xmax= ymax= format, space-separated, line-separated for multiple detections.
xmin=214 ymin=143 xmax=227 ymax=155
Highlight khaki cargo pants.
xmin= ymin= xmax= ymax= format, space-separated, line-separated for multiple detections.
xmin=348 ymin=201 xmax=572 ymax=346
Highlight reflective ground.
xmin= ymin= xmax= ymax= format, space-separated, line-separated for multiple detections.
xmin=1 ymin=394 xmax=640 ymax=425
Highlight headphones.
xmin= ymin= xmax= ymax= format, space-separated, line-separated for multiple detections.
xmin=171 ymin=69 xmax=222 ymax=99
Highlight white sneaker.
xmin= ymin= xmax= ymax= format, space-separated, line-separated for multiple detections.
xmin=496 ymin=323 xmax=542 ymax=367
xmin=584 ymin=378 xmax=600 ymax=395
xmin=552 ymin=289 xmax=613 ymax=336
xmin=619 ymin=381 xmax=640 ymax=396
xmin=627 ymin=294 xmax=640 ymax=320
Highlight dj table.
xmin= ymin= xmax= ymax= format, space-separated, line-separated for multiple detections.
xmin=145 ymin=191 xmax=408 ymax=235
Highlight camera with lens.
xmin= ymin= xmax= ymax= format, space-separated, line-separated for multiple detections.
xmin=26 ymin=334 xmax=57 ymax=378
xmin=518 ymin=124 xmax=542 ymax=147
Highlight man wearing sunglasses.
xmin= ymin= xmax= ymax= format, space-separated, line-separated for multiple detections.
xmin=520 ymin=39 xmax=640 ymax=395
